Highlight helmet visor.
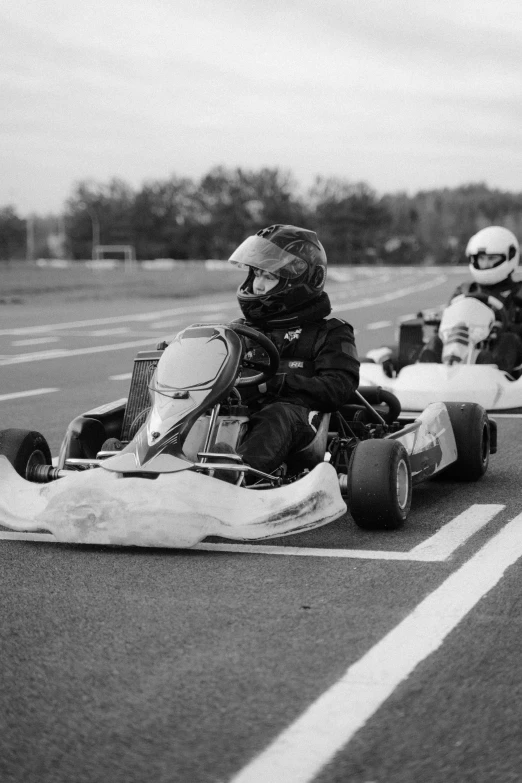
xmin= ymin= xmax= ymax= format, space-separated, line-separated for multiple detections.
xmin=473 ymin=252 xmax=506 ymax=270
xmin=229 ymin=235 xmax=308 ymax=279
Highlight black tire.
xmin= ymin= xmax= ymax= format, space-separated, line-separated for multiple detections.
xmin=348 ymin=439 xmax=412 ymax=530
xmin=442 ymin=402 xmax=490 ymax=481
xmin=0 ymin=428 xmax=52 ymax=479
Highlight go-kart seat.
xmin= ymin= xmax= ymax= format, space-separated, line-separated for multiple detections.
xmin=285 ymin=412 xmax=331 ymax=473
xmin=348 ymin=386 xmax=402 ymax=424
xmin=338 ymin=404 xmax=369 ymax=424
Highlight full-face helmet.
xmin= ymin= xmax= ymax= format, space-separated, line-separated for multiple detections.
xmin=466 ymin=226 xmax=519 ymax=286
xmin=229 ymin=224 xmax=327 ymax=321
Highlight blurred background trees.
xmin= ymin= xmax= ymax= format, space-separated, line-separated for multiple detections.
xmin=3 ymin=169 xmax=522 ymax=265
xmin=0 ymin=207 xmax=26 ymax=261
xmin=307 ymin=177 xmax=391 ymax=265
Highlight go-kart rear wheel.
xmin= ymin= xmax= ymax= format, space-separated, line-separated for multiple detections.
xmin=443 ymin=402 xmax=490 ymax=481
xmin=348 ymin=439 xmax=412 ymax=530
xmin=0 ymin=428 xmax=52 ymax=479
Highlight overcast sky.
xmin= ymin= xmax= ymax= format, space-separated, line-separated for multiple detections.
xmin=2 ymin=0 xmax=522 ymax=215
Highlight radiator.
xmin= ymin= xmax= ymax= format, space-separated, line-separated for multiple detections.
xmin=120 ymin=350 xmax=162 ymax=441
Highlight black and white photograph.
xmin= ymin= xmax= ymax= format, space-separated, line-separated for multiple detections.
xmin=2 ymin=1 xmax=522 ymax=781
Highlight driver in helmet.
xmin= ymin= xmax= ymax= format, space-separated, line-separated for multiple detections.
xmin=218 ymin=224 xmax=360 ymax=477
xmin=419 ymin=226 xmax=522 ymax=373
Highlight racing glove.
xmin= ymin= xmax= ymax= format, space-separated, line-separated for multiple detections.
xmin=257 ymin=373 xmax=286 ymax=396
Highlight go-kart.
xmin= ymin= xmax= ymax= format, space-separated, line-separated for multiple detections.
xmin=0 ymin=322 xmax=495 ymax=548
xmin=362 ymin=292 xmax=522 ymax=412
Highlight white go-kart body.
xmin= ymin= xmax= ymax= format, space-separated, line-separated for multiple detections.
xmin=362 ymin=295 xmax=522 ymax=412
xmin=0 ymin=321 xmax=494 ymax=549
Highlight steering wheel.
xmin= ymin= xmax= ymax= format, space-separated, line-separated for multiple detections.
xmin=227 ymin=323 xmax=279 ymax=387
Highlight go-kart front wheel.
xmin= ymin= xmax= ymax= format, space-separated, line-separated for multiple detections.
xmin=348 ymin=439 xmax=412 ymax=530
xmin=442 ymin=402 xmax=490 ymax=481
xmin=0 ymin=428 xmax=52 ymax=479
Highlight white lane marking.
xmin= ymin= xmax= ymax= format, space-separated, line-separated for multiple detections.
xmin=194 ymin=504 xmax=504 ymax=562
xmin=229 ymin=513 xmax=522 ymax=783
xmin=401 ymin=411 xmax=522 ymax=419
xmin=0 ymin=301 xmax=238 ymax=336
xmin=0 ymin=274 xmax=446 ymax=347
xmin=150 ymin=320 xmax=187 ymax=329
xmin=86 ymin=327 xmax=131 ymax=336
xmin=366 ymin=320 xmax=392 ymax=330
xmin=11 ymin=337 xmax=59 ymax=346
xmin=193 ymin=544 xmax=419 ymax=560
xmin=407 ymin=505 xmax=504 ymax=560
xmin=0 ymin=339 xmax=160 ymax=366
xmin=0 ymin=388 xmax=59 ymax=402
xmin=0 ymin=504 xmax=502 ymax=558
xmin=152 ymin=313 xmax=229 ymax=329
xmin=333 ymin=275 xmax=447 ymax=312
xmin=0 ymin=531 xmax=56 ymax=542
xmin=109 ymin=372 xmax=132 ymax=381
xmin=329 ymin=270 xmax=393 ymax=284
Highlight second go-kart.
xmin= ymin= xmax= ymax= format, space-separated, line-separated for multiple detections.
xmin=362 ymin=292 xmax=522 ymax=412
xmin=0 ymin=322 xmax=496 ymax=548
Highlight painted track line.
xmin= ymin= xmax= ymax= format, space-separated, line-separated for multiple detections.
xmin=0 ymin=274 xmax=447 ymax=372
xmin=0 ymin=505 xmax=503 ymax=559
xmin=0 ymin=531 xmax=56 ymax=542
xmin=332 ymin=275 xmax=447 ymax=312
xmin=229 ymin=512 xmax=522 ymax=783
xmin=11 ymin=337 xmax=59 ymax=346
xmin=406 ymin=504 xmax=504 ymax=560
xmin=194 ymin=505 xmax=503 ymax=561
xmin=0 ymin=300 xmax=237 ymax=336
xmin=0 ymin=387 xmax=59 ymax=402
xmin=0 ymin=340 xmax=161 ymax=366
xmin=194 ymin=543 xmax=420 ymax=560
xmin=366 ymin=320 xmax=392 ymax=330
xmin=402 ymin=411 xmax=522 ymax=419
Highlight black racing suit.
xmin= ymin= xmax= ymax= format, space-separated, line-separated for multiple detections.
xmin=419 ymin=276 xmax=522 ymax=373
xmin=236 ymin=312 xmax=360 ymax=474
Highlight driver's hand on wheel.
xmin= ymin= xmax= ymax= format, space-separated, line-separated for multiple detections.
xmin=258 ymin=373 xmax=285 ymax=395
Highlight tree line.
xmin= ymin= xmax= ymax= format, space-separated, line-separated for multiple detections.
xmin=3 ymin=167 xmax=522 ymax=264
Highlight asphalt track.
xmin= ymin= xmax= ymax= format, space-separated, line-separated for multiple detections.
xmin=2 ymin=266 xmax=522 ymax=783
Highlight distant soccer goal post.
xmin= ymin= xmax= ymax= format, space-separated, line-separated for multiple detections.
xmin=93 ymin=244 xmax=137 ymax=272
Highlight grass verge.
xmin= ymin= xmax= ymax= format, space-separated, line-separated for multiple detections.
xmin=0 ymin=262 xmax=243 ymax=303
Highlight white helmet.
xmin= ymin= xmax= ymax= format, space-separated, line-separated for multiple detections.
xmin=466 ymin=226 xmax=519 ymax=286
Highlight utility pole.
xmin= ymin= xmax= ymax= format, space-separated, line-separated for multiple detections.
xmin=26 ymin=213 xmax=35 ymax=262
xmin=79 ymin=202 xmax=100 ymax=259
